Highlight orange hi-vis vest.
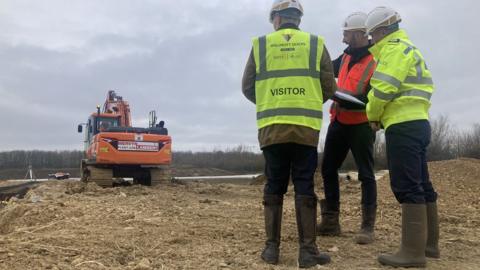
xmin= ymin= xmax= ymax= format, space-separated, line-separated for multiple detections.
xmin=330 ymin=53 xmax=376 ymax=124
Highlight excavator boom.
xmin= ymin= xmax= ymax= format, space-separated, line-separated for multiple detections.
xmin=103 ymin=90 xmax=131 ymax=127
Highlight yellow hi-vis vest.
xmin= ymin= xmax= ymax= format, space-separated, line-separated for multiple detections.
xmin=253 ymin=29 xmax=324 ymax=131
xmin=366 ymin=29 xmax=434 ymax=130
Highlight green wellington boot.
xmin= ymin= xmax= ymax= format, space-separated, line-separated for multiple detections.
xmin=425 ymin=202 xmax=440 ymax=258
xmin=378 ymin=204 xmax=427 ymax=268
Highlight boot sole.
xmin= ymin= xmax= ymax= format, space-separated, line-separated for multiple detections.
xmin=298 ymin=258 xmax=331 ymax=268
xmin=378 ymin=256 xmax=426 ymax=268
xmin=261 ymin=255 xmax=279 ymax=265
xmin=425 ymin=252 xmax=440 ymax=258
xmin=356 ymin=238 xmax=374 ymax=245
xmin=379 ymin=261 xmax=426 ymax=268
xmin=355 ymin=234 xmax=374 ymax=245
xmin=317 ymin=229 xmax=341 ymax=236
xmin=261 ymin=258 xmax=279 ymax=265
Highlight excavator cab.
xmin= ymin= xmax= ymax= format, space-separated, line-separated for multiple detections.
xmin=95 ymin=116 xmax=120 ymax=133
xmin=77 ymin=114 xmax=121 ymax=152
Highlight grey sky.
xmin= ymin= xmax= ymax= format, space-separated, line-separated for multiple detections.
xmin=0 ymin=0 xmax=477 ymax=151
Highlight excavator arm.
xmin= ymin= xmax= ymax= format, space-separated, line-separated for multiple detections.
xmin=103 ymin=90 xmax=132 ymax=127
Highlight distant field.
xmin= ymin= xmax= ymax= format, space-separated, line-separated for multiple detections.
xmin=0 ymin=168 xmax=79 ymax=181
xmin=0 ymin=165 xmax=258 ymax=181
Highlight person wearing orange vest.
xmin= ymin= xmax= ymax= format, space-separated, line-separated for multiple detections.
xmin=316 ymin=12 xmax=378 ymax=245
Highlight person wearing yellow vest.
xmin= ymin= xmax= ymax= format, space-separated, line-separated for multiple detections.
xmin=242 ymin=0 xmax=336 ymax=267
xmin=365 ymin=7 xmax=439 ymax=268
xmin=316 ymin=12 xmax=378 ymax=245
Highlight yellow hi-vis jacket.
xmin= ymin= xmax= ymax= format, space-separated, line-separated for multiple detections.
xmin=366 ymin=29 xmax=434 ymax=130
xmin=252 ymin=29 xmax=324 ymax=131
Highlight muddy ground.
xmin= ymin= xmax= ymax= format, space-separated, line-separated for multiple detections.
xmin=0 ymin=159 xmax=479 ymax=269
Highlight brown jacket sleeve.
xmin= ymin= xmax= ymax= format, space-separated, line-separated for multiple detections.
xmin=319 ymin=45 xmax=337 ymax=103
xmin=241 ymin=49 xmax=256 ymax=104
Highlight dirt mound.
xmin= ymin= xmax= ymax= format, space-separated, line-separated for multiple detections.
xmin=0 ymin=204 xmax=28 ymax=234
xmin=171 ymin=165 xmax=236 ymax=177
xmin=429 ymin=158 xmax=480 ymax=183
xmin=0 ymin=159 xmax=478 ymax=269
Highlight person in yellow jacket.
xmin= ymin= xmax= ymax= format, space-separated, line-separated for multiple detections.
xmin=242 ymin=0 xmax=336 ymax=267
xmin=317 ymin=12 xmax=378 ymax=245
xmin=365 ymin=6 xmax=439 ymax=268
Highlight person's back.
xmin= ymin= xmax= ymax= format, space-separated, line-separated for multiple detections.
xmin=243 ymin=14 xmax=335 ymax=149
xmin=241 ymin=0 xmax=335 ymax=268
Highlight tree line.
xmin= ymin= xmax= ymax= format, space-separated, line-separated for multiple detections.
xmin=0 ymin=150 xmax=84 ymax=170
xmin=0 ymin=116 xmax=478 ymax=173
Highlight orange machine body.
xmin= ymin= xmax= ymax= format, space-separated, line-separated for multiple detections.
xmin=87 ymin=131 xmax=172 ymax=165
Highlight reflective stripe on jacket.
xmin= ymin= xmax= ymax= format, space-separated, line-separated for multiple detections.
xmin=367 ymin=29 xmax=434 ymax=130
xmin=253 ymin=29 xmax=324 ymax=131
xmin=330 ymin=53 xmax=375 ymax=124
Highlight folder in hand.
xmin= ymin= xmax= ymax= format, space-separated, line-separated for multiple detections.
xmin=332 ymin=91 xmax=365 ymax=107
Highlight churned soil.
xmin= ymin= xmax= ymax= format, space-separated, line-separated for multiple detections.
xmin=0 ymin=159 xmax=479 ymax=270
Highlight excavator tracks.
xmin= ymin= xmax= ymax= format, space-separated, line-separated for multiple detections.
xmin=81 ymin=160 xmax=171 ymax=187
xmin=150 ymin=166 xmax=172 ymax=186
xmin=82 ymin=165 xmax=114 ymax=187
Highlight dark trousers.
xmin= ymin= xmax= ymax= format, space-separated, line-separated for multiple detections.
xmin=321 ymin=120 xmax=377 ymax=206
xmin=385 ymin=120 xmax=438 ymax=204
xmin=263 ymin=143 xmax=318 ymax=196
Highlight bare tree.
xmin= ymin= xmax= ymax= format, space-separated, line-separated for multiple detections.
xmin=428 ymin=115 xmax=455 ymax=161
xmin=457 ymin=124 xmax=480 ymax=159
xmin=373 ymin=131 xmax=388 ymax=169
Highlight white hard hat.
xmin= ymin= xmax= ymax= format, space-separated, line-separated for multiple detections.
xmin=365 ymin=6 xmax=401 ymax=34
xmin=270 ymin=0 xmax=304 ymax=23
xmin=342 ymin=12 xmax=368 ymax=32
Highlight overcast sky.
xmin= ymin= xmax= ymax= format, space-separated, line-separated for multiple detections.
xmin=0 ymin=0 xmax=478 ymax=152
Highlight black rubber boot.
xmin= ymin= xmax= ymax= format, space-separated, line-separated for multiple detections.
xmin=261 ymin=194 xmax=283 ymax=265
xmin=295 ymin=195 xmax=331 ymax=268
xmin=316 ymin=199 xmax=341 ymax=236
xmin=355 ymin=205 xmax=376 ymax=244
xmin=378 ymin=204 xmax=427 ymax=268
xmin=425 ymin=202 xmax=440 ymax=258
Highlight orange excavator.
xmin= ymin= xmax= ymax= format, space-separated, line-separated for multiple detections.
xmin=77 ymin=90 xmax=171 ymax=187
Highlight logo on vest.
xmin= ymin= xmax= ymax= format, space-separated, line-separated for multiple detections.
xmin=270 ymin=87 xmax=306 ymax=96
xmin=282 ymin=34 xmax=293 ymax=42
